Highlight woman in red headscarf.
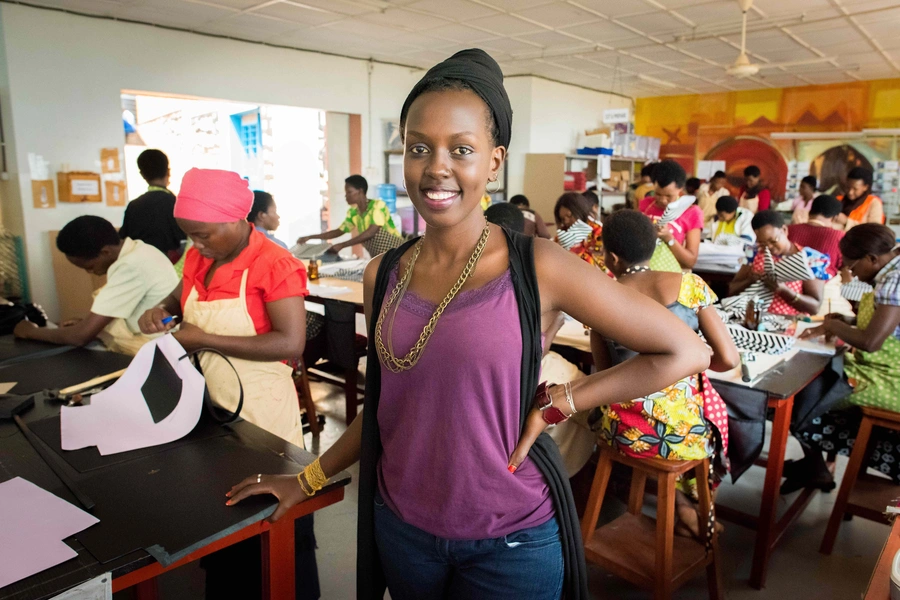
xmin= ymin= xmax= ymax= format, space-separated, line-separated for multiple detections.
xmin=139 ymin=168 xmax=309 ymax=446
xmin=138 ymin=168 xmax=319 ymax=598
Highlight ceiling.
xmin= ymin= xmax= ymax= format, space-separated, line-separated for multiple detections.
xmin=16 ymin=0 xmax=900 ymax=97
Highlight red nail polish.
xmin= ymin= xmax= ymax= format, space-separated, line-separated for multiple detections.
xmin=508 ymin=465 xmax=517 ymax=474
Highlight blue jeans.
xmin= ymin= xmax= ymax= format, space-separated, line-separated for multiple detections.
xmin=374 ymin=492 xmax=563 ymax=600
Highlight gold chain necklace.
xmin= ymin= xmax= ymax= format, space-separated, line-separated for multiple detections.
xmin=375 ymin=223 xmax=491 ymax=373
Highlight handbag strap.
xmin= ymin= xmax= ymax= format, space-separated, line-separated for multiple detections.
xmin=180 ymin=348 xmax=244 ymax=424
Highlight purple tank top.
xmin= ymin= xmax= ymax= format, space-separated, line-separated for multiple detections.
xmin=376 ymin=268 xmax=554 ymax=540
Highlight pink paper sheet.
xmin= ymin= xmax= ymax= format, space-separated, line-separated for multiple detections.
xmin=60 ymin=335 xmax=206 ymax=456
xmin=0 ymin=477 xmax=99 ymax=588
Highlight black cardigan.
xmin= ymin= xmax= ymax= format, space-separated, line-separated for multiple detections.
xmin=356 ymin=228 xmax=589 ymax=599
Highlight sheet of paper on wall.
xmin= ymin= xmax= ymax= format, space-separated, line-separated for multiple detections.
xmin=697 ymin=161 xmax=726 ymax=181
xmin=60 ymin=334 xmax=206 ymax=455
xmin=100 ymin=148 xmax=120 ymax=174
xmin=0 ymin=477 xmax=100 ymax=588
xmin=50 ymin=573 xmax=112 ymax=600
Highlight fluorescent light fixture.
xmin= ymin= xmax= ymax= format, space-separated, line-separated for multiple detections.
xmin=862 ymin=129 xmax=900 ymax=136
xmin=769 ymin=131 xmax=864 ymax=140
xmin=637 ymin=74 xmax=677 ymax=89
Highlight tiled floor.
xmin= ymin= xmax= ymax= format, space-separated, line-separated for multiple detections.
xmin=144 ymin=373 xmax=890 ymax=599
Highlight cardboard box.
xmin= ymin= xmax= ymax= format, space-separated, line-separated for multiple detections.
xmin=58 ymin=171 xmax=101 ymax=203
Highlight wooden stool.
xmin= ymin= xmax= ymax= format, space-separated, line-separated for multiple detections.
xmin=581 ymin=444 xmax=723 ymax=600
xmin=293 ymin=357 xmax=320 ymax=438
xmin=821 ymin=406 xmax=900 ymax=554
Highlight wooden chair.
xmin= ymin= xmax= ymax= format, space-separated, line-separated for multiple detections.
xmin=293 ymin=356 xmax=320 ymax=438
xmin=820 ymin=406 xmax=900 ymax=554
xmin=581 ymin=444 xmax=723 ymax=600
xmin=313 ymin=300 xmax=366 ymax=424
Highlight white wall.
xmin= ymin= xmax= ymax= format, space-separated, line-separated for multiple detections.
xmin=504 ymin=75 xmax=633 ymax=198
xmin=0 ymin=3 xmax=423 ymax=319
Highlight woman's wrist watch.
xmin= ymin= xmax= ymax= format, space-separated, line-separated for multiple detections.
xmin=667 ymin=238 xmax=676 ymax=246
xmin=534 ymin=381 xmax=569 ymax=425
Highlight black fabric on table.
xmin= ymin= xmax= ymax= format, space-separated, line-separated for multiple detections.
xmin=29 ymin=413 xmax=229 ymax=473
xmin=0 ymin=349 xmax=132 ymax=395
xmin=0 ymin=336 xmax=73 ymax=367
xmin=75 ymin=434 xmax=299 ymax=566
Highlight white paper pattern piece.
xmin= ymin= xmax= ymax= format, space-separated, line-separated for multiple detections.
xmin=307 ymin=284 xmax=353 ymax=297
xmin=657 ymin=195 xmax=695 ymax=227
xmin=60 ymin=335 xmax=205 ymax=455
xmin=708 ymin=349 xmax=799 ymax=386
xmin=556 ymin=220 xmax=592 ymax=250
xmin=841 ymin=279 xmax=872 ymax=302
xmin=726 ymin=324 xmax=796 ymax=355
xmin=0 ymin=477 xmax=100 ymax=588
xmin=720 ymin=249 xmax=815 ymax=317
xmin=50 ymin=573 xmax=112 ymax=600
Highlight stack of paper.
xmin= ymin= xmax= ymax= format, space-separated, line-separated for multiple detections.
xmin=695 ymin=242 xmax=744 ymax=272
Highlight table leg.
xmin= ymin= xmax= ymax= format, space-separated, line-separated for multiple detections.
xmin=750 ymin=395 xmax=793 ymax=589
xmin=133 ymin=579 xmax=159 ymax=600
xmin=261 ymin=516 xmax=296 ymax=600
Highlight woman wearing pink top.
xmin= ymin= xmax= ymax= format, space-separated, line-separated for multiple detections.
xmin=640 ymin=160 xmax=704 ymax=271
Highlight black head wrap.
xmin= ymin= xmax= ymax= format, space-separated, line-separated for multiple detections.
xmin=400 ymin=48 xmax=512 ymax=148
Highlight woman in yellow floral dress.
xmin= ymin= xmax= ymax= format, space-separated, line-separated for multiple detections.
xmin=591 ymin=210 xmax=739 ymax=536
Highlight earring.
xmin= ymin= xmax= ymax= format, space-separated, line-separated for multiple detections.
xmin=486 ymin=178 xmax=500 ymax=194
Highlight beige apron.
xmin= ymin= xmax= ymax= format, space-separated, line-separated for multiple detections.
xmin=97 ymin=318 xmax=154 ymax=356
xmin=91 ymin=287 xmax=155 ymax=356
xmin=183 ymin=269 xmax=305 ymax=449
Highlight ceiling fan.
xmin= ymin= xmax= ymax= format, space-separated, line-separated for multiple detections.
xmin=726 ymin=0 xmax=836 ymax=77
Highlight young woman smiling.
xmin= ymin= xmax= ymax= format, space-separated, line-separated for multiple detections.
xmin=227 ymin=49 xmax=709 ymax=600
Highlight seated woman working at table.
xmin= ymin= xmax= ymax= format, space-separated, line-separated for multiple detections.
xmin=728 ymin=210 xmax=828 ymax=316
xmin=591 ymin=209 xmax=739 ymax=538
xmin=14 ymin=216 xmax=178 ymax=355
xmin=137 ymin=168 xmax=319 ymax=600
xmin=711 ymin=195 xmax=755 ymax=245
xmin=640 ymin=159 xmax=703 ymax=272
xmin=296 ymin=174 xmax=403 ymax=257
xmin=248 ymin=190 xmax=287 ymax=249
xmin=553 ymin=191 xmax=606 ymax=271
xmin=792 ymin=224 xmax=900 ymax=492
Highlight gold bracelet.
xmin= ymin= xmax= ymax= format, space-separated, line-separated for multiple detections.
xmin=296 ymin=472 xmax=315 ymax=497
xmin=303 ymin=458 xmax=328 ymax=492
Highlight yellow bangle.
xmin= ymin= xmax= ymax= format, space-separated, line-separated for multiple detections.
xmin=296 ymin=472 xmax=315 ymax=497
xmin=303 ymin=458 xmax=328 ymax=492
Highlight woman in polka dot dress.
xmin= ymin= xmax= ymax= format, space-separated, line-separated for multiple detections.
xmin=796 ymin=224 xmax=900 ymax=486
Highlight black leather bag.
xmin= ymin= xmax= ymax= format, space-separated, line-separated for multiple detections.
xmin=0 ymin=302 xmax=47 ymax=335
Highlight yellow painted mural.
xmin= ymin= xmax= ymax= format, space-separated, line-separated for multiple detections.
xmin=635 ymin=78 xmax=900 ymax=201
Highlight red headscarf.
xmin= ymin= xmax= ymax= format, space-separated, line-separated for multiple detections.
xmin=174 ymin=168 xmax=253 ymax=223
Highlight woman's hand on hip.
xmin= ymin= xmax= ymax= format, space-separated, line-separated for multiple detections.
xmin=227 ymin=474 xmax=309 ymax=523
xmin=507 ymin=407 xmax=548 ymax=474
